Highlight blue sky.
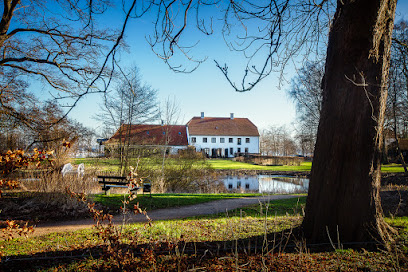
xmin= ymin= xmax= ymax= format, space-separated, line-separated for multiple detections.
xmin=67 ymin=1 xmax=408 ymax=134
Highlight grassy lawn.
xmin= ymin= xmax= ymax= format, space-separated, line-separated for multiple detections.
xmin=91 ymin=193 xmax=263 ymax=211
xmin=210 ymin=159 xmax=408 ymax=173
xmin=208 ymin=159 xmax=313 ymax=171
xmin=381 ymin=163 xmax=407 ymax=173
xmin=74 ymin=157 xmax=408 ymax=173
xmin=1 ymin=195 xmax=407 ymax=271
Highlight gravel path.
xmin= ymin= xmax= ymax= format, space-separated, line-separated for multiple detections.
xmin=29 ymin=194 xmax=299 ymax=237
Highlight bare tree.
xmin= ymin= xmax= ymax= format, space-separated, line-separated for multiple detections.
xmin=157 ymin=96 xmax=181 ymax=192
xmin=385 ymin=20 xmax=408 ymax=170
xmin=159 ymin=96 xmax=181 ymax=155
xmin=289 ymin=60 xmax=324 ymax=151
xmin=0 ymin=0 xmax=144 ymax=134
xmin=96 ymin=66 xmax=159 ymax=174
xmin=260 ymin=126 xmax=297 ymax=156
xmin=98 ymin=67 xmax=159 ymax=129
xmin=148 ymin=1 xmax=333 ymax=90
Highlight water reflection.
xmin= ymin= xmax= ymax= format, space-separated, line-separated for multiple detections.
xmin=223 ymin=175 xmax=309 ymax=194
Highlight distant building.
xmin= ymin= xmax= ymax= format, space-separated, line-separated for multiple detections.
xmin=186 ymin=112 xmax=260 ymax=158
xmin=105 ymin=124 xmax=188 ymax=155
xmin=104 ymin=113 xmax=260 ymax=158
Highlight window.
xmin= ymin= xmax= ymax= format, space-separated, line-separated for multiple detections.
xmin=191 ymin=137 xmax=196 ymax=143
xmin=237 ymin=181 xmax=241 ymax=188
xmin=220 ymin=138 xmax=225 ymax=143
xmin=203 ymin=137 xmax=207 ymax=143
xmin=229 ymin=138 xmax=233 ymax=143
xmin=237 ymin=148 xmax=241 ymax=153
xmin=246 ymin=138 xmax=250 ymax=143
xmin=211 ymin=137 xmax=216 ymax=143
xmin=237 ymin=138 xmax=242 ymax=145
xmin=245 ymin=148 xmax=249 ymax=153
xmin=228 ymin=184 xmax=233 ymax=189
xmin=230 ymin=148 xmax=233 ymax=155
xmin=245 ymin=183 xmax=250 ymax=189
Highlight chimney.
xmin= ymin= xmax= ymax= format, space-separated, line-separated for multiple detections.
xmin=230 ymin=113 xmax=234 ymax=119
xmin=201 ymin=112 xmax=204 ymax=119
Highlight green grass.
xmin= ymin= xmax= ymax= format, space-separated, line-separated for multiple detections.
xmin=381 ymin=163 xmax=407 ymax=173
xmin=1 ymin=196 xmax=407 ymax=265
xmin=210 ymin=160 xmax=408 ymax=173
xmin=207 ymin=159 xmax=312 ymax=171
xmin=0 ymin=196 xmax=304 ymax=257
xmin=74 ymin=157 xmax=408 ymax=173
xmin=196 ymin=195 xmax=307 ymax=219
xmin=91 ymin=193 xmax=262 ymax=211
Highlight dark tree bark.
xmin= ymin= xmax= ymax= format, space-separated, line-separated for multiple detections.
xmin=302 ymin=0 xmax=397 ymax=246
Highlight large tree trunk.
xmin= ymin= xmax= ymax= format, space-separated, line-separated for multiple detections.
xmin=302 ymin=0 xmax=397 ymax=246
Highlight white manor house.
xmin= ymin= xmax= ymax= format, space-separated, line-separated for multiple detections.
xmin=107 ymin=112 xmax=260 ymax=158
xmin=186 ymin=113 xmax=260 ymax=158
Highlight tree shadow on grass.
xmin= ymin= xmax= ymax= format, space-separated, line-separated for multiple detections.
xmin=2 ymin=225 xmax=401 ymax=272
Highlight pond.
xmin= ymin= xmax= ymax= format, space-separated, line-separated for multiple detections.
xmin=222 ymin=175 xmax=309 ymax=194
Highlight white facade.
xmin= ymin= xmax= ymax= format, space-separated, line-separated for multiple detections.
xmin=186 ymin=113 xmax=260 ymax=158
xmin=188 ymin=135 xmax=259 ymax=158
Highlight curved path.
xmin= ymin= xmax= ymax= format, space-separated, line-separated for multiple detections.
xmin=29 ymin=194 xmax=299 ymax=237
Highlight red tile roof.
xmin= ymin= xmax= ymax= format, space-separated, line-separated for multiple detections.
xmin=187 ymin=117 xmax=259 ymax=136
xmin=107 ymin=124 xmax=188 ymax=146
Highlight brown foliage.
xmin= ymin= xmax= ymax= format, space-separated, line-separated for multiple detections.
xmin=0 ymin=148 xmax=54 ymax=197
xmin=0 ymin=220 xmax=34 ymax=241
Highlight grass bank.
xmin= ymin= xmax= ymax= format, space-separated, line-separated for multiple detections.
xmin=209 ymin=159 xmax=408 ymax=173
xmin=381 ymin=163 xmax=408 ymax=173
xmin=207 ymin=159 xmax=312 ymax=171
xmin=92 ymin=193 xmax=262 ymax=212
xmin=74 ymin=157 xmax=408 ymax=173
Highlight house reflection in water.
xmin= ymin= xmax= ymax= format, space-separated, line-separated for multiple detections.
xmin=223 ymin=175 xmax=309 ymax=194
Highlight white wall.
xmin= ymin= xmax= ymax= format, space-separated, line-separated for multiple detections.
xmin=188 ymin=135 xmax=259 ymax=157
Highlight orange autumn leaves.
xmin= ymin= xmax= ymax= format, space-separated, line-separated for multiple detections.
xmin=0 ymin=142 xmax=70 ymax=197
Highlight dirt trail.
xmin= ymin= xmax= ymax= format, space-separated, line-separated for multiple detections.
xmin=29 ymin=194 xmax=299 ymax=237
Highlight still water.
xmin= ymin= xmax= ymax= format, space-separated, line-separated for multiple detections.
xmin=222 ymin=175 xmax=309 ymax=194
